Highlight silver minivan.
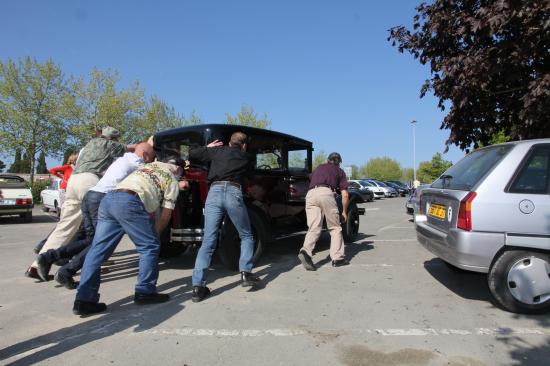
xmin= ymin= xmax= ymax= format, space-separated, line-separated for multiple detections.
xmin=416 ymin=139 xmax=550 ymax=314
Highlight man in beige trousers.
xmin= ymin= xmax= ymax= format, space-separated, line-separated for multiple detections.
xmin=298 ymin=152 xmax=350 ymax=271
xmin=25 ymin=126 xmax=135 ymax=280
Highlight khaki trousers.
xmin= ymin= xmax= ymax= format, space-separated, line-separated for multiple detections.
xmin=301 ymin=187 xmax=345 ymax=260
xmin=32 ymin=173 xmax=99 ymax=267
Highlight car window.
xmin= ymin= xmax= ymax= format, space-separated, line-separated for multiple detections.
xmin=349 ymin=181 xmax=360 ymax=189
xmin=431 ymin=145 xmax=513 ymax=191
xmin=254 ymin=147 xmax=283 ymax=171
xmin=288 ymin=149 xmax=309 ymax=173
xmin=161 ymin=131 xmax=204 ymax=161
xmin=0 ymin=176 xmax=26 ymax=188
xmin=508 ymin=145 xmax=550 ymax=194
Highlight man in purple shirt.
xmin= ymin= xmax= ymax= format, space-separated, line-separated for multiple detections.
xmin=298 ymin=152 xmax=350 ymax=270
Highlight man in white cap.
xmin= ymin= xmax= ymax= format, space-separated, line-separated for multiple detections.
xmin=26 ymin=126 xmax=136 ymax=280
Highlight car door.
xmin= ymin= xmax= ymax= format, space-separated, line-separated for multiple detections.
xmin=504 ymin=144 xmax=550 ymax=250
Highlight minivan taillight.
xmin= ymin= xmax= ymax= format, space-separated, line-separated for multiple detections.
xmin=457 ymin=192 xmax=476 ymax=231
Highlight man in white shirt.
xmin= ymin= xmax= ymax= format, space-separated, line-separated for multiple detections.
xmin=36 ymin=143 xmax=156 ymax=286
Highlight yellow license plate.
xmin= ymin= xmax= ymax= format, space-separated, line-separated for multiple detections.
xmin=428 ymin=203 xmax=446 ymax=219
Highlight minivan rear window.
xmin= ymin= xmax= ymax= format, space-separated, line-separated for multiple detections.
xmin=431 ymin=145 xmax=513 ymax=191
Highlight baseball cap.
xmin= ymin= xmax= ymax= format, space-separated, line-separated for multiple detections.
xmin=102 ymin=126 xmax=121 ymax=139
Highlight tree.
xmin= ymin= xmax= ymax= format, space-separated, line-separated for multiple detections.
xmin=361 ymin=157 xmax=402 ymax=181
xmin=312 ymin=150 xmax=327 ymax=170
xmin=417 ymin=153 xmax=453 ymax=183
xmin=350 ymin=164 xmax=360 ymax=179
xmin=36 ymin=151 xmax=48 ymax=174
xmin=67 ymin=68 xmax=145 ymax=146
xmin=0 ymin=57 xmax=71 ymax=182
xmin=225 ymin=104 xmax=271 ymax=129
xmin=389 ymin=1 xmax=550 ymax=151
xmin=401 ymin=167 xmax=414 ymax=182
xmin=0 ymin=159 xmax=5 ymax=173
xmin=7 ymin=148 xmax=21 ymax=173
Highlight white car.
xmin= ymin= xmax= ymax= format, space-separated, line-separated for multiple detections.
xmin=365 ymin=179 xmax=395 ymax=198
xmin=40 ymin=178 xmax=62 ymax=217
xmin=350 ymin=179 xmax=385 ymax=199
xmin=0 ymin=174 xmax=34 ymax=222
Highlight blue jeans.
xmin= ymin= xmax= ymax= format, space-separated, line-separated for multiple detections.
xmin=192 ymin=183 xmax=255 ymax=286
xmin=76 ymin=191 xmax=160 ymax=303
xmin=59 ymin=190 xmax=105 ymax=276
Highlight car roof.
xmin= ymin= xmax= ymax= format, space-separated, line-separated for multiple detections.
xmin=154 ymin=124 xmax=312 ymax=147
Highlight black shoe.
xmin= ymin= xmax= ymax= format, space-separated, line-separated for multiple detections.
xmin=134 ymin=292 xmax=170 ymax=305
xmin=298 ymin=249 xmax=317 ymax=271
xmin=25 ymin=266 xmax=52 ymax=281
xmin=55 ymin=271 xmax=78 ymax=290
xmin=36 ymin=254 xmax=53 ymax=282
xmin=241 ymin=272 xmax=262 ymax=287
xmin=73 ymin=300 xmax=107 ymax=316
xmin=191 ymin=286 xmax=211 ymax=303
xmin=332 ymin=258 xmax=350 ymax=267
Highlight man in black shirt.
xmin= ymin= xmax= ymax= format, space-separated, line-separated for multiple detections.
xmin=189 ymin=132 xmax=261 ymax=302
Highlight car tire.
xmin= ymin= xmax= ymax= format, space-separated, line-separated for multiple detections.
xmin=21 ymin=211 xmax=32 ymax=223
xmin=488 ymin=250 xmax=550 ymax=314
xmin=42 ymin=205 xmax=50 ymax=212
xmin=159 ymin=226 xmax=188 ymax=258
xmin=342 ymin=202 xmax=360 ymax=243
xmin=217 ymin=208 xmax=268 ymax=271
xmin=54 ymin=201 xmax=61 ymax=218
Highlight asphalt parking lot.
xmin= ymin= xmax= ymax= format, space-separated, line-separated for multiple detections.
xmin=1 ymin=197 xmax=549 ymax=366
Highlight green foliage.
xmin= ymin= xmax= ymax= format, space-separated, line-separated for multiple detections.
xmin=225 ymin=105 xmax=271 ymax=129
xmin=350 ymin=164 xmax=360 ymax=179
xmin=0 ymin=57 xmax=72 ymax=182
xmin=67 ymin=68 xmax=145 ymax=146
xmin=417 ymin=153 xmax=453 ymax=183
xmin=361 ymin=157 xmax=402 ymax=181
xmin=36 ymin=151 xmax=48 ymax=174
xmin=27 ymin=180 xmax=49 ymax=203
xmin=312 ymin=150 xmax=327 ymax=170
xmin=0 ymin=159 xmax=5 ymax=172
xmin=7 ymin=149 xmax=21 ymax=173
xmin=389 ymin=0 xmax=549 ymax=150
xmin=401 ymin=167 xmax=414 ymax=181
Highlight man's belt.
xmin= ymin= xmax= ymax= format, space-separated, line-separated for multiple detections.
xmin=211 ymin=181 xmax=242 ymax=190
xmin=113 ymin=188 xmax=138 ymax=196
xmin=309 ymin=184 xmax=334 ymax=191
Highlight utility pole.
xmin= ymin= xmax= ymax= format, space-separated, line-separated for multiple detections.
xmin=411 ymin=119 xmax=417 ymax=185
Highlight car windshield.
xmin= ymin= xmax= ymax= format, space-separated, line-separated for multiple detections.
xmin=0 ymin=176 xmax=27 ymax=188
xmin=431 ymin=145 xmax=513 ymax=190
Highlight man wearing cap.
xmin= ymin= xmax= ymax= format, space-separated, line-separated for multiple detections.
xmin=188 ymin=132 xmax=261 ymax=303
xmin=73 ymin=157 xmax=188 ymax=315
xmin=298 ymin=152 xmax=350 ymax=271
xmin=26 ymin=126 xmax=134 ymax=280
xmin=35 ymin=142 xmax=156 ymax=286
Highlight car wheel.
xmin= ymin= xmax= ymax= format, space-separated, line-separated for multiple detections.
xmin=159 ymin=226 xmax=188 ymax=258
xmin=20 ymin=211 xmax=32 ymax=223
xmin=54 ymin=201 xmax=61 ymax=218
xmin=488 ymin=250 xmax=550 ymax=314
xmin=217 ymin=209 xmax=268 ymax=271
xmin=42 ymin=205 xmax=50 ymax=212
xmin=342 ymin=202 xmax=360 ymax=243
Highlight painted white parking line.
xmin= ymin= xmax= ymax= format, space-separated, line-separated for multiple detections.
xmin=134 ymin=327 xmax=550 ymax=338
xmin=364 ymin=207 xmax=380 ymax=211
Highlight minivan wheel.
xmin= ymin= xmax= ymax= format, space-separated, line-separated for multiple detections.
xmin=342 ymin=203 xmax=359 ymax=243
xmin=218 ymin=209 xmax=268 ymax=271
xmin=488 ymin=250 xmax=550 ymax=314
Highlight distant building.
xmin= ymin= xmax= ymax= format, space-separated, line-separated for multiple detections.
xmin=342 ymin=166 xmax=352 ymax=179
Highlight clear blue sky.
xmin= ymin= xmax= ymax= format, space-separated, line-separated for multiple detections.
xmin=1 ymin=0 xmax=466 ymax=170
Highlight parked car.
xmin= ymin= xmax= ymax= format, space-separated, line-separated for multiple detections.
xmin=350 ymin=179 xmax=385 ymax=199
xmin=154 ymin=124 xmax=365 ymax=269
xmin=388 ymin=180 xmax=411 ymax=195
xmin=40 ymin=178 xmax=62 ymax=217
xmin=406 ymin=184 xmax=429 ymax=214
xmin=385 ymin=181 xmax=408 ymax=196
xmin=416 ymin=139 xmax=550 ymax=314
xmin=348 ymin=181 xmax=374 ymax=202
xmin=0 ymin=174 xmax=33 ymax=222
xmin=366 ymin=179 xmax=398 ymax=198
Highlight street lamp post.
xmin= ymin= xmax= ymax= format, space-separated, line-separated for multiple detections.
xmin=411 ymin=120 xmax=417 ymax=185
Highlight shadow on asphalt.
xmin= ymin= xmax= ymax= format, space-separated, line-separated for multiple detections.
xmin=0 ymin=211 xmax=57 ymax=225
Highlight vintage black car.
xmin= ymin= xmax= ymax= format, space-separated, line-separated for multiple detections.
xmin=154 ymin=124 xmax=365 ymax=269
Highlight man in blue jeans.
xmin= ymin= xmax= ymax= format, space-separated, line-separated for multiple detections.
xmin=189 ymin=132 xmax=262 ymax=302
xmin=73 ymin=158 xmax=187 ymax=316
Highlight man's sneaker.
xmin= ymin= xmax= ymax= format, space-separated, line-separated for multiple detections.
xmin=241 ymin=272 xmax=262 ymax=287
xmin=191 ymin=286 xmax=211 ymax=303
xmin=36 ymin=254 xmax=53 ymax=282
xmin=298 ymin=249 xmax=317 ymax=271
xmin=332 ymin=258 xmax=350 ymax=267
xmin=134 ymin=292 xmax=170 ymax=305
xmin=55 ymin=271 xmax=78 ymax=290
xmin=73 ymin=300 xmax=107 ymax=316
